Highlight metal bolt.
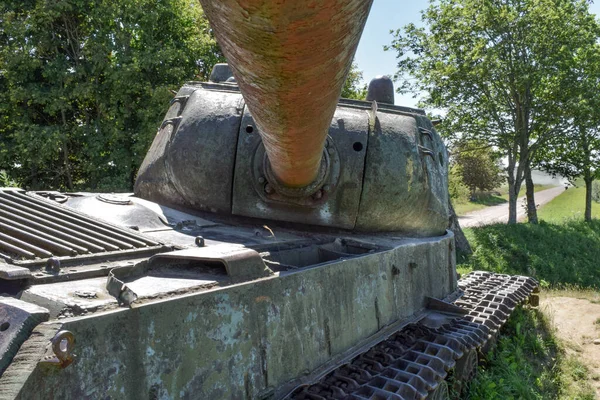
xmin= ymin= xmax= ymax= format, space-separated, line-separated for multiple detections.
xmin=46 ymin=257 xmax=61 ymax=272
xmin=313 ymin=190 xmax=323 ymax=200
xmin=327 ymin=147 xmax=335 ymax=155
xmin=195 ymin=236 xmax=205 ymax=247
xmin=264 ymin=183 xmax=274 ymax=194
xmin=258 ymin=176 xmax=266 ymax=184
xmin=322 ymin=184 xmax=331 ymax=192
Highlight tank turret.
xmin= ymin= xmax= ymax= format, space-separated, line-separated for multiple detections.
xmin=0 ymin=2 xmax=537 ymax=399
xmin=134 ymin=0 xmax=448 ymax=236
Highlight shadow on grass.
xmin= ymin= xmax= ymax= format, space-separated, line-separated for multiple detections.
xmin=461 ymin=219 xmax=600 ymax=289
xmin=470 ymin=193 xmax=507 ymax=207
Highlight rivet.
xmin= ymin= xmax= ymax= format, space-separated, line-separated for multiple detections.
xmin=258 ymin=176 xmax=266 ymax=184
xmin=264 ymin=183 xmax=274 ymax=194
xmin=46 ymin=257 xmax=61 ymax=272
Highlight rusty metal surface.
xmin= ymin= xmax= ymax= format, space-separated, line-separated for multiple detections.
xmin=232 ymin=105 xmax=367 ymax=229
xmin=38 ymin=330 xmax=76 ymax=369
xmin=199 ymin=0 xmax=374 ymax=187
xmin=288 ymin=272 xmax=538 ymax=400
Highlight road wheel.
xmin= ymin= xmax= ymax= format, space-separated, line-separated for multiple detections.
xmin=428 ymin=380 xmax=449 ymax=400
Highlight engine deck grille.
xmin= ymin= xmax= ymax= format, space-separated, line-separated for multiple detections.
xmin=0 ymin=189 xmax=164 ymax=264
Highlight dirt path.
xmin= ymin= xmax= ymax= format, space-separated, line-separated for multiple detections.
xmin=458 ymin=186 xmax=565 ymax=228
xmin=541 ymin=296 xmax=600 ymax=397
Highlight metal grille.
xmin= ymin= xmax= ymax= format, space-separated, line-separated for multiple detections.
xmin=0 ymin=189 xmax=162 ymax=262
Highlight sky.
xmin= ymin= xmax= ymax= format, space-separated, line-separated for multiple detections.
xmin=355 ymin=0 xmax=600 ymax=108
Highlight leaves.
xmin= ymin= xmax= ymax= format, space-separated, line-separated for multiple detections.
xmin=341 ymin=62 xmax=367 ymax=100
xmin=0 ymin=0 xmax=225 ymax=191
xmin=387 ymin=0 xmax=600 ymax=223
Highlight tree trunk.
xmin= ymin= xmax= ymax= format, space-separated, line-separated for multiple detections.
xmin=506 ymin=151 xmax=519 ymax=224
xmin=585 ymin=175 xmax=593 ymax=222
xmin=447 ymin=199 xmax=471 ymax=255
xmin=507 ymin=172 xmax=518 ymax=224
xmin=508 ymin=192 xmax=518 ymax=224
xmin=524 ymin=164 xmax=538 ymax=224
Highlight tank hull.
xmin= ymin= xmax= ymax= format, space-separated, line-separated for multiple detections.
xmin=2 ymin=230 xmax=456 ymax=399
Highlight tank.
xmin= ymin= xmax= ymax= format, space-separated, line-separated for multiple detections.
xmin=0 ymin=2 xmax=538 ymax=399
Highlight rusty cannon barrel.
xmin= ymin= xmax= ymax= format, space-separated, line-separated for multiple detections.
xmin=199 ymin=0 xmax=373 ymax=188
xmin=135 ymin=1 xmax=450 ymax=235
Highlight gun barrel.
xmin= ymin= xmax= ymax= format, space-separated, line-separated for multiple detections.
xmin=199 ymin=0 xmax=373 ymax=187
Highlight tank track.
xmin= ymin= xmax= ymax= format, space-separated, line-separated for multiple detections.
xmin=288 ymin=271 xmax=539 ymax=400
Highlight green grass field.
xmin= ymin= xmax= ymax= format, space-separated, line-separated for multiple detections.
xmin=457 ymin=188 xmax=600 ymax=399
xmin=454 ymin=184 xmax=558 ymax=216
xmin=537 ymin=186 xmax=600 ymax=223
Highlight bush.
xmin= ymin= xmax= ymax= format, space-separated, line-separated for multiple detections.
xmin=460 ymin=220 xmax=600 ymax=289
xmin=449 ymin=165 xmax=470 ymax=203
xmin=0 ymin=0 xmax=225 ymax=192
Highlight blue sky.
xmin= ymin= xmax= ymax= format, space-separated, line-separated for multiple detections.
xmin=356 ymin=0 xmax=600 ymax=108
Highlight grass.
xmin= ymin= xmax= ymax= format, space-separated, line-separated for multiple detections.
xmin=457 ymin=202 xmax=600 ymax=398
xmin=458 ymin=220 xmax=600 ymax=289
xmin=538 ymin=186 xmax=600 ymax=223
xmin=454 ymin=184 xmax=558 ymax=216
xmin=461 ymin=307 xmax=595 ymax=400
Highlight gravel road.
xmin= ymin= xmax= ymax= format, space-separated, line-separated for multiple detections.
xmin=458 ymin=186 xmax=565 ymax=228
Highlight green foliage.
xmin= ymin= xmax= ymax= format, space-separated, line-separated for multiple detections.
xmin=387 ymin=0 xmax=600 ymax=223
xmin=464 ymin=307 xmax=595 ymax=400
xmin=0 ymin=171 xmax=18 ymax=188
xmin=460 ymin=217 xmax=598 ymax=399
xmin=0 ymin=0 xmax=225 ymax=191
xmin=341 ymin=62 xmax=367 ymax=100
xmin=464 ymin=307 xmax=561 ymax=400
xmin=461 ymin=220 xmax=600 ymax=289
xmin=452 ymin=140 xmax=504 ymax=196
xmin=448 ymin=165 xmax=470 ymax=203
xmin=537 ymin=186 xmax=600 ymax=222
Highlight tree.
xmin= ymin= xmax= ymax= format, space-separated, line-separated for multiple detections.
xmin=0 ymin=0 xmax=225 ymax=191
xmin=539 ymin=44 xmax=600 ymax=222
xmin=387 ymin=0 xmax=599 ymax=224
xmin=452 ymin=140 xmax=504 ymax=197
xmin=341 ymin=62 xmax=367 ymax=100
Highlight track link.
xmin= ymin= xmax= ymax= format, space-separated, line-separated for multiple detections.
xmin=288 ymin=272 xmax=539 ymax=400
